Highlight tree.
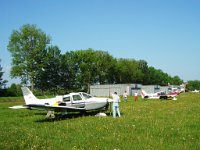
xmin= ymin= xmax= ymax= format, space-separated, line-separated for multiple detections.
xmin=74 ymin=49 xmax=99 ymax=92
xmin=7 ymin=84 xmax=22 ymax=96
xmin=94 ymin=50 xmax=115 ymax=84
xmin=137 ymin=60 xmax=148 ymax=84
xmin=70 ymin=49 xmax=115 ymax=92
xmin=0 ymin=59 xmax=8 ymax=89
xmin=34 ymin=46 xmax=61 ymax=92
xmin=171 ymin=75 xmax=183 ymax=85
xmin=60 ymin=51 xmax=83 ymax=91
xmin=115 ymin=58 xmax=143 ymax=84
xmin=146 ymin=67 xmax=168 ymax=85
xmin=186 ymin=80 xmax=200 ymax=91
xmin=145 ymin=66 xmax=183 ymax=86
xmin=7 ymin=24 xmax=51 ymax=90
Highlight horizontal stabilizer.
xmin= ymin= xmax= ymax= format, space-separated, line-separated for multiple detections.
xmin=9 ymin=105 xmax=29 ymax=109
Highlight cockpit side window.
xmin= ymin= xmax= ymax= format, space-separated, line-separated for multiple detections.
xmin=63 ymin=96 xmax=71 ymax=102
xmin=73 ymin=95 xmax=82 ymax=101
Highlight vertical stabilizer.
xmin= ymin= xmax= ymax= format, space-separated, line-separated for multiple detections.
xmin=141 ymin=89 xmax=147 ymax=99
xmin=21 ymin=87 xmax=38 ymax=105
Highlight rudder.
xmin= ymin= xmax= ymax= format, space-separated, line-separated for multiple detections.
xmin=141 ymin=89 xmax=147 ymax=99
xmin=21 ymin=87 xmax=38 ymax=105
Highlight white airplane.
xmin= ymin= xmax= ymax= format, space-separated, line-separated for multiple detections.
xmin=141 ymin=89 xmax=178 ymax=100
xmin=141 ymin=89 xmax=161 ymax=99
xmin=9 ymin=87 xmax=113 ymax=118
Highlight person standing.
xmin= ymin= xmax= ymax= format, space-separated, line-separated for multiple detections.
xmin=123 ymin=91 xmax=128 ymax=102
xmin=111 ymin=92 xmax=121 ymax=118
xmin=134 ymin=92 xmax=138 ymax=101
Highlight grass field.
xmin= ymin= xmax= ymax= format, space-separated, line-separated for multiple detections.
xmin=0 ymin=93 xmax=200 ymax=150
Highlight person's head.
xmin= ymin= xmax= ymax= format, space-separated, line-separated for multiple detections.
xmin=114 ymin=92 xmax=117 ymax=95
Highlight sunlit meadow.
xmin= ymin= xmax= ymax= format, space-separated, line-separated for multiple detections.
xmin=0 ymin=93 xmax=200 ymax=149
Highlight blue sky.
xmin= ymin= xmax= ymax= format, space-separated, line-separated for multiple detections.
xmin=1 ymin=0 xmax=200 ymax=86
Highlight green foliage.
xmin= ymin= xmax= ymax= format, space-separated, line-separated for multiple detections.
xmin=59 ymin=51 xmax=81 ymax=91
xmin=1 ymin=93 xmax=200 ymax=149
xmin=35 ymin=46 xmax=61 ymax=92
xmin=187 ymin=80 xmax=200 ymax=91
xmin=0 ymin=59 xmax=8 ymax=89
xmin=171 ymin=75 xmax=183 ymax=85
xmin=115 ymin=58 xmax=140 ymax=83
xmin=145 ymin=66 xmax=183 ymax=86
xmin=0 ymin=84 xmax=22 ymax=97
xmin=116 ymin=58 xmax=148 ymax=83
xmin=7 ymin=24 xmax=51 ymax=89
xmin=94 ymin=50 xmax=116 ymax=84
xmin=6 ymin=84 xmax=22 ymax=96
xmin=72 ymin=49 xmax=116 ymax=92
xmin=75 ymin=49 xmax=98 ymax=92
xmin=138 ymin=60 xmax=148 ymax=84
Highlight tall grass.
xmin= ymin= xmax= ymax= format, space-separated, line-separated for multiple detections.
xmin=0 ymin=93 xmax=200 ymax=149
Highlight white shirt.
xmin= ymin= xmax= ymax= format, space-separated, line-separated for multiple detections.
xmin=112 ymin=93 xmax=120 ymax=103
xmin=123 ymin=92 xmax=127 ymax=98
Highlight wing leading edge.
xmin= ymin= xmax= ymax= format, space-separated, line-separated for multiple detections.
xmin=27 ymin=104 xmax=86 ymax=112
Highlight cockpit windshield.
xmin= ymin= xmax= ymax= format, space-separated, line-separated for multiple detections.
xmin=81 ymin=92 xmax=93 ymax=99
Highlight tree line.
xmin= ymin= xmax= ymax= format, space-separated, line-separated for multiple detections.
xmin=0 ymin=24 xmax=190 ymax=96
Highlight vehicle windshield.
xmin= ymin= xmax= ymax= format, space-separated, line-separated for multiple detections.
xmin=81 ymin=92 xmax=93 ymax=99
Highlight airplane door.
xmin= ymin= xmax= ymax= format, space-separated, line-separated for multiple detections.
xmin=72 ymin=94 xmax=85 ymax=108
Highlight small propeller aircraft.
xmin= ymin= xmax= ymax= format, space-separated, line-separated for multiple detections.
xmin=141 ymin=89 xmax=178 ymax=100
xmin=141 ymin=89 xmax=161 ymax=99
xmin=9 ymin=87 xmax=113 ymax=118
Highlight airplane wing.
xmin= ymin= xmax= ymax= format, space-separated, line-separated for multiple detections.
xmin=159 ymin=93 xmax=177 ymax=99
xmin=26 ymin=104 xmax=86 ymax=112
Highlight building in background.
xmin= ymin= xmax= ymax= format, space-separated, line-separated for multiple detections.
xmin=90 ymin=84 xmax=141 ymax=97
xmin=90 ymin=84 xmax=182 ymax=96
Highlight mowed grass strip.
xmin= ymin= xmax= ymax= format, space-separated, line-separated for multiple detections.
xmin=0 ymin=93 xmax=200 ymax=150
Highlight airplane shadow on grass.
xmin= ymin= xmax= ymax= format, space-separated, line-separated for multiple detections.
xmin=34 ymin=111 xmax=115 ymax=123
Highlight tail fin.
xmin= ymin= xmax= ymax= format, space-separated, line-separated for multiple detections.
xmin=21 ymin=87 xmax=38 ymax=105
xmin=141 ymin=89 xmax=147 ymax=99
